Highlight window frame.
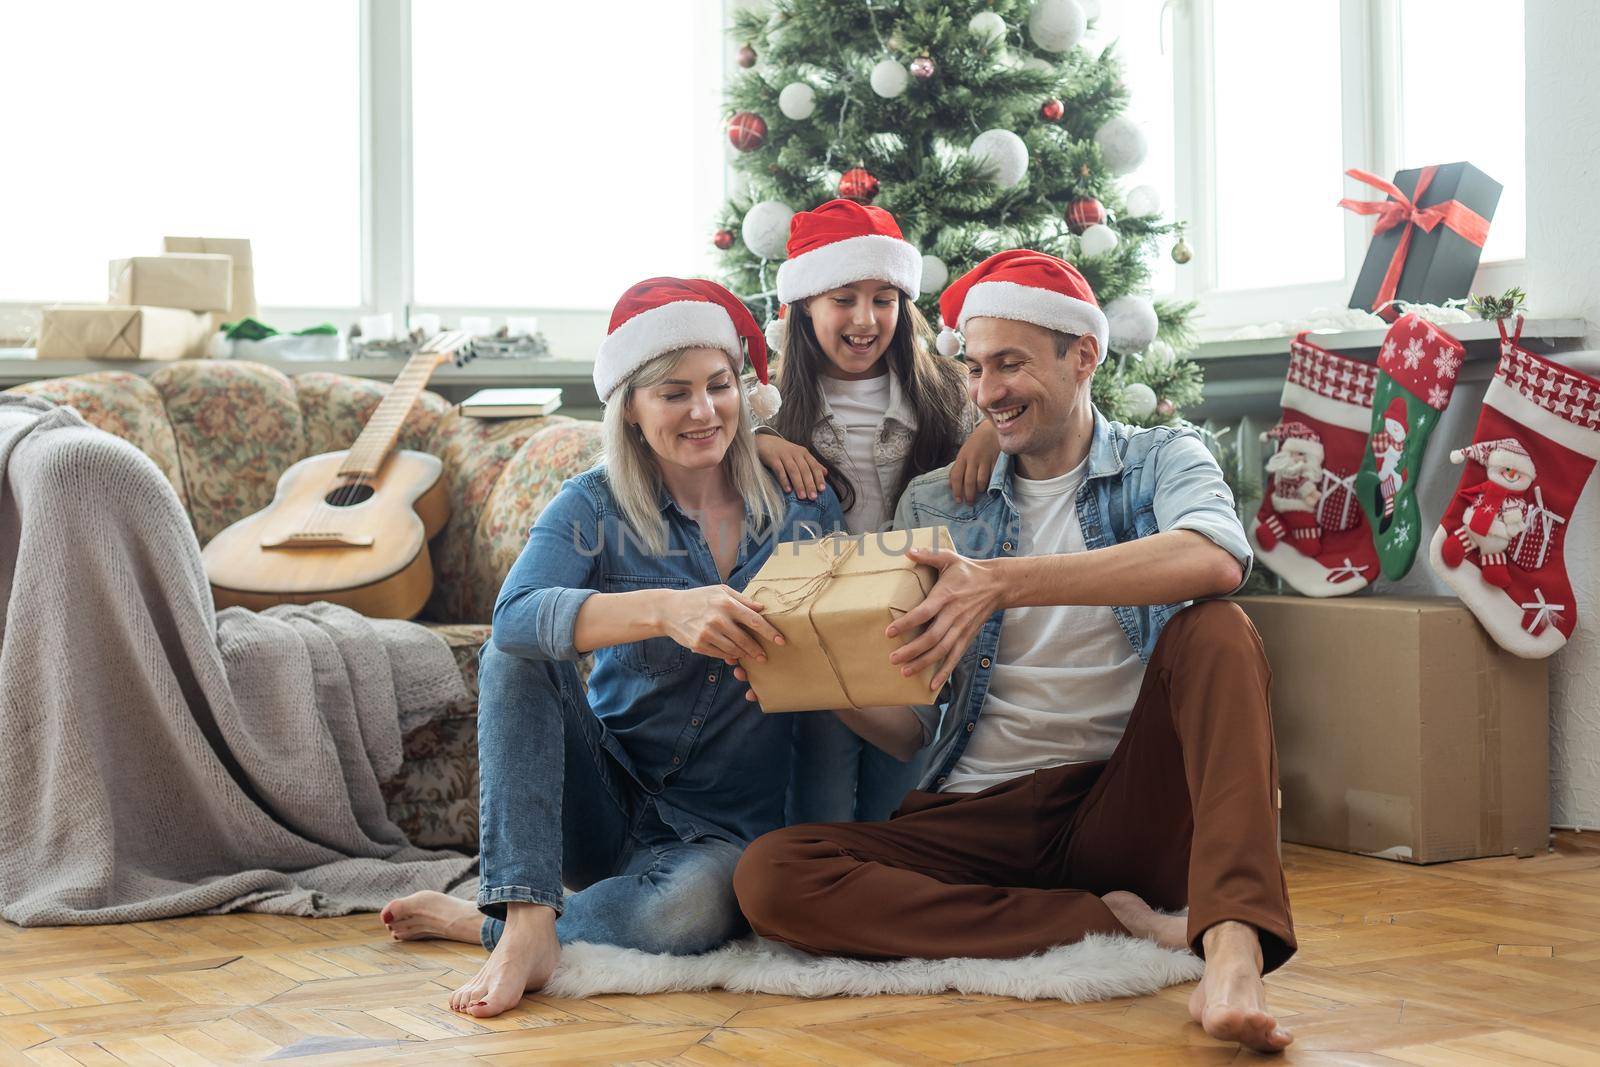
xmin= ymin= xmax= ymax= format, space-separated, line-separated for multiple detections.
xmin=1170 ymin=0 xmax=1525 ymax=338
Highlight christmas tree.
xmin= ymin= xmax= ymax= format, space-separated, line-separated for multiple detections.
xmin=714 ymin=0 xmax=1204 ymax=426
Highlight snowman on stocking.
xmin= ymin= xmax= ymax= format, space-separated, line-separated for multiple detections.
xmin=1439 ymin=438 xmax=1532 ymax=589
xmin=1372 ymin=397 xmax=1409 ymax=520
xmin=1256 ymin=421 xmax=1326 ymax=555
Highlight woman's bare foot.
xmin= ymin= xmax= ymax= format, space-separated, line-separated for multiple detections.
xmin=380 ymin=891 xmax=484 ymax=943
xmin=448 ymin=903 xmax=561 ymax=1019
xmin=1187 ymin=920 xmax=1293 ymax=1054
xmin=1100 ymin=890 xmax=1188 ymax=951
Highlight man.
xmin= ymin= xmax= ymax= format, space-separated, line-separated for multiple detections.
xmin=733 ymin=250 xmax=1296 ymax=1054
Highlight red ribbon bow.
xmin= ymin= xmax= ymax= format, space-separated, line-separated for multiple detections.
xmin=1339 ymin=166 xmax=1491 ymax=312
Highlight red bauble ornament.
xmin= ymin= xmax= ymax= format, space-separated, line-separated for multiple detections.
xmin=713 ymin=228 xmax=735 ymax=250
xmin=1066 ymin=196 xmax=1106 ymax=234
xmin=727 ymin=111 xmax=768 ymax=152
xmin=736 ymin=43 xmax=757 ymax=68
xmin=838 ymin=167 xmax=880 ymax=203
xmin=1040 ymin=98 xmax=1064 ymax=122
xmin=910 ymin=55 xmax=936 ymax=79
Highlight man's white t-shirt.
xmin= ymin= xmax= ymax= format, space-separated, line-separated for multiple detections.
xmin=941 ymin=458 xmax=1147 ymax=794
xmin=820 ymin=372 xmax=893 ymax=535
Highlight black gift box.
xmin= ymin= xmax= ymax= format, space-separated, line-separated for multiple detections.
xmin=1346 ymin=161 xmax=1502 ymax=317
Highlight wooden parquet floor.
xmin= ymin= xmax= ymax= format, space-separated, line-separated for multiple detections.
xmin=4 ymin=834 xmax=1600 ymax=1065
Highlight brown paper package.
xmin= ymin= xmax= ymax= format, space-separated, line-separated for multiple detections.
xmin=740 ymin=526 xmax=953 ymax=713
xmin=37 ymin=305 xmax=209 ymax=361
xmin=108 ymin=254 xmax=233 ymax=313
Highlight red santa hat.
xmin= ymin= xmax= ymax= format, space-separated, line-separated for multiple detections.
xmin=934 ymin=249 xmax=1110 ymax=363
xmin=1383 ymin=396 xmax=1409 ymax=437
xmin=1451 ymin=436 xmax=1535 ymax=477
xmin=775 ymin=199 xmax=922 ymax=307
xmin=1261 ymin=419 xmax=1325 ymax=465
xmin=595 ymin=277 xmax=781 ymax=418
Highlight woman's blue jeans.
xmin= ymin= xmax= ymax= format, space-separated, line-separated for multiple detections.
xmin=475 ymin=644 xmax=747 ymax=954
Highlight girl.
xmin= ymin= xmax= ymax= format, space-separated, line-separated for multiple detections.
xmin=753 ymin=199 xmax=1000 ymax=823
xmin=381 ymin=277 xmax=843 ymax=1018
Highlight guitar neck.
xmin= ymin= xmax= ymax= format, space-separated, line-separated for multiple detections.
xmin=338 ymin=336 xmax=465 ymax=478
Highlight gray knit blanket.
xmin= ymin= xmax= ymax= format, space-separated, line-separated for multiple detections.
xmin=0 ymin=395 xmax=478 ymax=926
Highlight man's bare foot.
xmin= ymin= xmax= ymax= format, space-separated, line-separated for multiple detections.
xmin=1187 ymin=920 xmax=1292 ymax=1054
xmin=448 ymin=903 xmax=561 ymax=1018
xmin=380 ymin=891 xmax=484 ymax=943
xmin=1100 ymin=890 xmax=1188 ymax=951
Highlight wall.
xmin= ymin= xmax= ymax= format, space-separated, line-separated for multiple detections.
xmin=1525 ymin=1 xmax=1600 ymax=828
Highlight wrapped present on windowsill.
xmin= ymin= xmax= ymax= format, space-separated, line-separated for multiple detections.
xmin=108 ymin=253 xmax=233 ymax=313
xmin=37 ymin=305 xmax=209 ymax=360
xmin=1342 ymin=162 xmax=1502 ymax=319
xmin=739 ymin=526 xmax=953 ymax=713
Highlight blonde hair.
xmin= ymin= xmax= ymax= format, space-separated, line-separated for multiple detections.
xmin=600 ymin=348 xmax=786 ymax=555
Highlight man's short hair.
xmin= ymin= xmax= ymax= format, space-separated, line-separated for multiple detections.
xmin=1047 ymin=329 xmax=1081 ymax=359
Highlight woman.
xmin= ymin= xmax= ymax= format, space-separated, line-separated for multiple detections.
xmin=381 ymin=278 xmax=842 ymax=1019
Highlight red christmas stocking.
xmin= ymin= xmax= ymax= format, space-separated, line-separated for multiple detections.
xmin=1429 ymin=318 xmax=1600 ymax=657
xmin=1250 ymin=334 xmax=1381 ymax=596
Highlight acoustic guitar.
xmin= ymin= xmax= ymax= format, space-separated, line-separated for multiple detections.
xmin=202 ymin=330 xmax=477 ymax=619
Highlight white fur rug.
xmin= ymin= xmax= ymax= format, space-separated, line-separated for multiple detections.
xmin=541 ymin=935 xmax=1203 ymax=1002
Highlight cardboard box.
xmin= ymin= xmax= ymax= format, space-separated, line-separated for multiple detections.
xmin=1236 ymin=594 xmax=1548 ymax=864
xmin=37 ymin=304 xmax=208 ymax=360
xmin=163 ymin=236 xmax=256 ymax=323
xmin=740 ymin=526 xmax=951 ymax=713
xmin=108 ymin=254 xmax=233 ymax=312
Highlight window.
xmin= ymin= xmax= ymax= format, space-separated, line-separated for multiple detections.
xmin=0 ymin=0 xmax=361 ymax=307
xmin=1171 ymin=0 xmax=1527 ymax=331
xmin=410 ymin=0 xmax=727 ymax=310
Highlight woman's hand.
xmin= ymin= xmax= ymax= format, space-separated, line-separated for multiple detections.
xmin=662 ymin=585 xmax=786 ymax=663
xmin=948 ymin=418 xmax=1001 ymax=504
xmin=755 ymin=433 xmax=828 ymax=500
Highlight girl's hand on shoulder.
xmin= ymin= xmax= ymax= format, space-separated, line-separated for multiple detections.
xmin=949 ymin=418 xmax=1001 ymax=504
xmin=755 ymin=433 xmax=828 ymax=501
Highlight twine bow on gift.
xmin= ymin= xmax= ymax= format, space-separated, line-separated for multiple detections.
xmin=1339 ymin=167 xmax=1491 ymax=311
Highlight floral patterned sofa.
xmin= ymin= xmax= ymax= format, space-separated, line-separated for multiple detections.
xmin=9 ymin=360 xmax=602 ymax=851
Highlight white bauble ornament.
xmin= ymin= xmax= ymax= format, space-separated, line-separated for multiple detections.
xmin=1105 ymin=294 xmax=1159 ymax=354
xmin=919 ymin=254 xmax=950 ymax=294
xmin=1094 ymin=116 xmax=1147 ymax=176
xmin=1078 ymin=223 xmax=1118 ymax=258
xmin=742 ymin=200 xmax=794 ymax=260
xmin=870 ymin=59 xmax=910 ymax=99
xmin=969 ymin=10 xmax=1006 ymax=44
xmin=1125 ymin=184 xmax=1162 ymax=218
xmin=778 ymin=82 xmax=816 ymax=120
xmin=936 ymin=325 xmax=962 ymax=357
xmin=1121 ymin=381 xmax=1158 ymax=419
xmin=1028 ymin=0 xmax=1086 ymax=53
xmin=970 ymin=128 xmax=1030 ymax=188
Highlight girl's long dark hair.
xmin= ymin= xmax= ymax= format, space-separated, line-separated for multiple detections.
xmin=770 ymin=293 xmax=968 ymax=515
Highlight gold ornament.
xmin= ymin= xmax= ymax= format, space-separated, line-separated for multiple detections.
xmin=1171 ymin=236 xmax=1193 ymax=264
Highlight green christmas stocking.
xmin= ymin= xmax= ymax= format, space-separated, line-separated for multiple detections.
xmin=1355 ymin=313 xmax=1464 ymax=578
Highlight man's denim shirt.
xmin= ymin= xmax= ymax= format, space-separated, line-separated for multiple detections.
xmin=894 ymin=409 xmax=1252 ymax=792
xmin=491 ymin=466 xmax=843 ymax=845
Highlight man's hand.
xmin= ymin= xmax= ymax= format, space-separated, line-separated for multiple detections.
xmin=948 ymin=418 xmax=1000 ymax=504
xmin=661 ymin=586 xmax=785 ymax=663
xmin=886 ymin=546 xmax=1009 ymax=692
xmin=755 ymin=433 xmax=828 ymax=500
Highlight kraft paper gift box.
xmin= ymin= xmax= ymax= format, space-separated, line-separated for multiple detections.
xmin=740 ymin=526 xmax=953 ymax=713
xmin=163 ymin=236 xmax=256 ymax=324
xmin=108 ymin=254 xmax=233 ymax=313
xmin=37 ymin=305 xmax=208 ymax=360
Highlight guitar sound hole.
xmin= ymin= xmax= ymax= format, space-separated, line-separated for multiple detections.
xmin=325 ymin=483 xmax=376 ymax=507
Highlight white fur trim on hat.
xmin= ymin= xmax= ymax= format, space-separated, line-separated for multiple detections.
xmin=595 ymin=300 xmax=741 ymax=402
xmin=956 ymin=280 xmax=1111 ymax=363
xmin=776 ymin=233 xmax=923 ymax=304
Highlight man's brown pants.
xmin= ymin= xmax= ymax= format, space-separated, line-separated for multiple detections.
xmin=734 ymin=600 xmax=1297 ymax=973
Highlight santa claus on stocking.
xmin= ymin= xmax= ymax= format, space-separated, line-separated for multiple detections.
xmin=1256 ymin=420 xmax=1325 ymax=556
xmin=1439 ymin=437 xmax=1533 ymax=589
